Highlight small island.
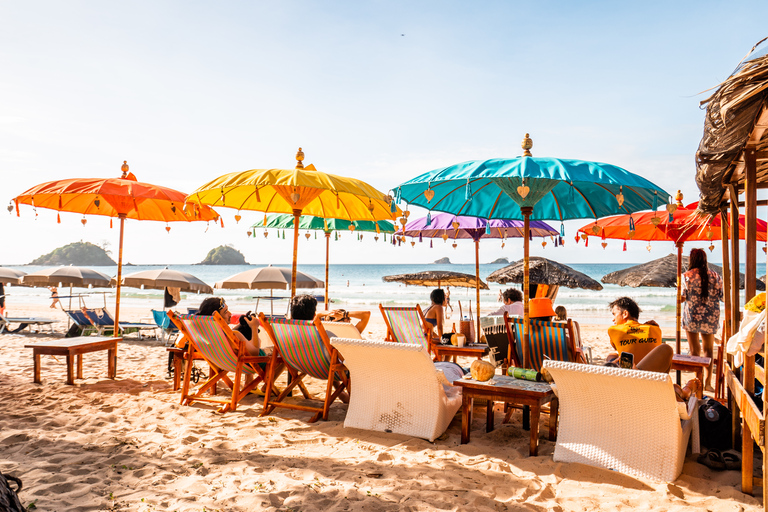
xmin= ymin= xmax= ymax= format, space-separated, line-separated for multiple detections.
xmin=198 ymin=245 xmax=248 ymax=265
xmin=29 ymin=241 xmax=116 ymax=266
xmin=489 ymin=257 xmax=509 ymax=264
xmin=433 ymin=257 xmax=451 ymax=264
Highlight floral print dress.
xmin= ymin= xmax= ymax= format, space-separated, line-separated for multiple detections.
xmin=681 ymin=268 xmax=723 ymax=334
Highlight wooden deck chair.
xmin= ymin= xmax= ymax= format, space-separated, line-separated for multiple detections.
xmin=504 ymin=313 xmax=585 ymax=372
xmin=378 ymin=305 xmax=431 ymax=353
xmin=259 ymin=314 xmax=349 ymax=423
xmin=167 ymin=310 xmax=272 ymax=413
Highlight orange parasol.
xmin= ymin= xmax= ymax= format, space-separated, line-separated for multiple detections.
xmin=13 ymin=162 xmax=219 ymax=328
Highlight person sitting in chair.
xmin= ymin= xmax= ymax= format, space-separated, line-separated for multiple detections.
xmin=316 ymin=308 xmax=371 ymax=333
xmin=491 ymin=288 xmax=523 ymax=316
xmin=529 ymin=297 xmax=556 ymax=320
xmin=197 ymin=297 xmax=264 ymax=356
xmin=422 ymin=288 xmax=445 ymax=340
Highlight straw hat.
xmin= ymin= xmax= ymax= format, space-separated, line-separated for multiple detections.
xmin=529 ymin=297 xmax=556 ymax=318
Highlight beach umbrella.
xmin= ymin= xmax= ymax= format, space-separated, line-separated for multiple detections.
xmin=382 ymin=270 xmax=489 ymax=290
xmin=256 ymin=213 xmax=395 ymax=309
xmin=577 ymin=192 xmax=768 ymax=358
xmin=13 ymin=162 xmax=220 ymax=328
xmin=22 ymin=265 xmax=112 ymax=288
xmin=396 ymin=213 xmax=558 ymax=341
xmin=187 ymin=148 xmax=400 ymax=298
xmin=393 ymin=134 xmax=670 ymax=367
xmin=111 ymin=268 xmax=213 ymax=294
xmin=487 ymin=257 xmax=603 ymax=293
xmin=0 ymin=268 xmax=26 ymax=286
xmin=215 ymin=265 xmax=324 ymax=316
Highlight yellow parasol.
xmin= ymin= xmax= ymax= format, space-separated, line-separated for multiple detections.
xmin=188 ymin=148 xmax=400 ymax=297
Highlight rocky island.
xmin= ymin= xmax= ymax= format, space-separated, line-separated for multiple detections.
xmin=433 ymin=257 xmax=451 ymax=264
xmin=198 ymin=245 xmax=248 ymax=265
xmin=29 ymin=241 xmax=116 ymax=266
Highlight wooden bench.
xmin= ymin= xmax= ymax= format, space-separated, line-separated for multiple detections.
xmin=24 ymin=336 xmax=121 ymax=385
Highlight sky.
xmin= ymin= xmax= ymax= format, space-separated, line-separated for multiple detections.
xmin=1 ymin=0 xmax=767 ymax=267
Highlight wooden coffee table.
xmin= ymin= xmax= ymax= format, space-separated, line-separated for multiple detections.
xmin=671 ymin=354 xmax=711 ymax=397
xmin=456 ymin=374 xmax=558 ymax=456
xmin=25 ymin=336 xmax=121 ymax=385
xmin=432 ymin=343 xmax=489 ymax=362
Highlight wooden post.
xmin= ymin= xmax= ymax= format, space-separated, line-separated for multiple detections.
xmin=675 ymin=242 xmax=683 ymax=386
xmin=522 ymin=207 xmax=533 ymax=369
xmin=114 ymin=213 xmax=126 ymax=329
xmin=742 ymin=146 xmax=757 ymax=495
xmin=290 ymin=208 xmax=301 ymax=299
xmin=719 ymin=210 xmax=733 ymax=403
xmin=475 ymin=238 xmax=481 ymax=344
xmin=729 ymin=186 xmax=741 ymax=333
xmin=324 ymin=231 xmax=331 ymax=310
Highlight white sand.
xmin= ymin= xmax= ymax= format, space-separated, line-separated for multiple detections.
xmin=0 ymin=303 xmax=762 ymax=511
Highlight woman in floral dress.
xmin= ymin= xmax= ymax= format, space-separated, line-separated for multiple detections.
xmin=681 ymin=248 xmax=723 ymax=392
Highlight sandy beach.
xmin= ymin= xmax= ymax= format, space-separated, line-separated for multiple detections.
xmin=0 ymin=303 xmax=762 ymax=511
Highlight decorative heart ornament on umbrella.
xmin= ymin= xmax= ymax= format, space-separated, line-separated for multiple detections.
xmin=188 ymin=148 xmax=400 ymax=297
xmin=13 ymin=162 xmax=220 ymax=327
xmin=393 ymin=134 xmax=671 ymax=368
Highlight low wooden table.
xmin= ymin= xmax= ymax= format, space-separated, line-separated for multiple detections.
xmin=25 ymin=336 xmax=121 ymax=385
xmin=456 ymin=374 xmax=558 ymax=456
xmin=432 ymin=343 xmax=490 ymax=362
xmin=671 ymin=354 xmax=711 ymax=398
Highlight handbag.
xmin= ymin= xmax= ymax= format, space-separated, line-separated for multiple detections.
xmin=457 ymin=301 xmax=475 ymax=343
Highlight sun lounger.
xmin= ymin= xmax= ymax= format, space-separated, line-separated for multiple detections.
xmin=543 ymin=360 xmax=698 ymax=482
xmin=84 ymin=308 xmax=157 ymax=339
xmin=331 ymin=338 xmax=463 ymax=442
xmin=505 ymin=313 xmax=585 ymax=371
xmin=0 ymin=313 xmax=57 ymax=334
xmin=379 ymin=305 xmax=431 ymax=352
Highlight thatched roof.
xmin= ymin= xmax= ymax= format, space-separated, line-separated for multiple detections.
xmin=486 ymin=257 xmax=603 ymax=291
xmin=601 ymin=253 xmax=764 ymax=290
xmin=382 ymin=270 xmax=489 ymax=289
xmin=696 ymin=39 xmax=768 ymax=216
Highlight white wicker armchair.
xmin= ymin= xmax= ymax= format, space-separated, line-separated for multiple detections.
xmin=330 ymin=338 xmax=462 ymax=442
xmin=543 ymin=360 xmax=698 ymax=482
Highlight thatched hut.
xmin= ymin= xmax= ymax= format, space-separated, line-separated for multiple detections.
xmin=601 ymin=253 xmax=763 ymax=290
xmin=487 ymin=257 xmax=603 ymax=293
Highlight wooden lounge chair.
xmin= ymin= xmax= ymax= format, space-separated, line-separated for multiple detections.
xmin=331 ymin=337 xmax=462 ymax=442
xmin=504 ymin=313 xmax=586 ymax=371
xmin=543 ymin=360 xmax=698 ymax=482
xmin=167 ymin=310 xmax=272 ymax=413
xmin=84 ymin=308 xmax=157 ymax=339
xmin=259 ymin=314 xmax=349 ymax=423
xmin=0 ymin=312 xmax=57 ymax=334
xmin=379 ymin=305 xmax=431 ymax=352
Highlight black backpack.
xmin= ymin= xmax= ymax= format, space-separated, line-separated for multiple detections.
xmin=0 ymin=471 xmax=24 ymax=512
xmin=698 ymin=398 xmax=732 ymax=451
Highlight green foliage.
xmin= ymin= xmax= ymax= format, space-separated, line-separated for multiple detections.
xmin=29 ymin=241 xmax=116 ymax=266
xmin=198 ymin=246 xmax=248 ymax=265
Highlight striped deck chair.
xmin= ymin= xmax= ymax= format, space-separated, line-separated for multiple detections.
xmin=64 ymin=309 xmax=99 ymax=336
xmin=504 ymin=313 xmax=585 ymax=372
xmin=378 ymin=305 xmax=431 ymax=353
xmin=259 ymin=314 xmax=348 ymax=423
xmin=167 ymin=310 xmax=272 ymax=413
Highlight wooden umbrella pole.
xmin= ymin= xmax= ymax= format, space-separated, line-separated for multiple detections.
xmin=675 ymin=242 xmax=683 ymax=386
xmin=114 ymin=214 xmax=126 ymax=332
xmin=522 ymin=207 xmax=532 ymax=368
xmin=290 ymin=208 xmax=301 ymax=299
xmin=325 ymin=232 xmax=331 ymax=310
xmin=475 ymin=239 xmax=481 ymax=344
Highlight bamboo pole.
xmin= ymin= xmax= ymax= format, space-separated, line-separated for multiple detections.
xmin=675 ymin=242 xmax=683 ymax=386
xmin=475 ymin=238 xmax=481 ymax=344
xmin=114 ymin=213 xmax=126 ymax=331
xmin=742 ymin=146 xmax=757 ymax=495
xmin=290 ymin=208 xmax=301 ymax=299
xmin=522 ymin=206 xmax=532 ymax=369
xmin=719 ymin=210 xmax=732 ymax=402
xmin=324 ymin=231 xmax=331 ymax=310
xmin=729 ymin=185 xmax=741 ymax=333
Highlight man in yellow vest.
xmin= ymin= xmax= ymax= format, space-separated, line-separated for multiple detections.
xmin=607 ymin=297 xmax=670 ymax=372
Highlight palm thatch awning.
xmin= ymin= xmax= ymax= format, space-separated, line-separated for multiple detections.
xmin=486 ymin=257 xmax=603 ymax=291
xmin=382 ymin=270 xmax=489 ymax=289
xmin=696 ymin=38 xmax=768 ymax=216
xmin=601 ymin=253 xmax=764 ymax=290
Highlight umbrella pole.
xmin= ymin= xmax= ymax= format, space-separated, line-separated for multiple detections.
xmin=270 ymin=289 xmax=274 ymax=317
xmin=325 ymin=232 xmax=330 ymax=310
xmin=290 ymin=208 xmax=301 ymax=299
xmin=114 ymin=213 xmax=126 ymax=333
xmin=675 ymin=242 xmax=683 ymax=386
xmin=522 ymin=207 xmax=532 ymax=369
xmin=475 ymin=238 xmax=481 ymax=344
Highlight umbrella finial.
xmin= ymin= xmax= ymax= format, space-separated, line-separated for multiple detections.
xmin=521 ymin=133 xmax=533 ymax=157
xmin=675 ymin=190 xmax=684 ymax=207
xmin=121 ymin=160 xmax=129 ymax=176
xmin=295 ymin=147 xmax=305 ymax=169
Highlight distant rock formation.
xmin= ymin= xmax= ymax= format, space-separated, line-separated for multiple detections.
xmin=29 ymin=241 xmax=116 ymax=266
xmin=489 ymin=257 xmax=509 ymax=264
xmin=434 ymin=257 xmax=451 ymax=264
xmin=198 ymin=246 xmax=248 ymax=265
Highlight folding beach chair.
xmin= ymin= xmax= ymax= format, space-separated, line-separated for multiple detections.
xmin=378 ymin=305 xmax=431 ymax=353
xmin=168 ymin=310 xmax=273 ymax=413
xmin=84 ymin=308 xmax=157 ymax=339
xmin=0 ymin=312 xmax=57 ymax=334
xmin=63 ymin=309 xmax=99 ymax=336
xmin=259 ymin=314 xmax=348 ymax=423
xmin=504 ymin=313 xmax=585 ymax=372
xmin=152 ymin=309 xmax=179 ymax=344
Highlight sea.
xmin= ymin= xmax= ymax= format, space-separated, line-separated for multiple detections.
xmin=1 ymin=262 xmax=755 ymax=329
